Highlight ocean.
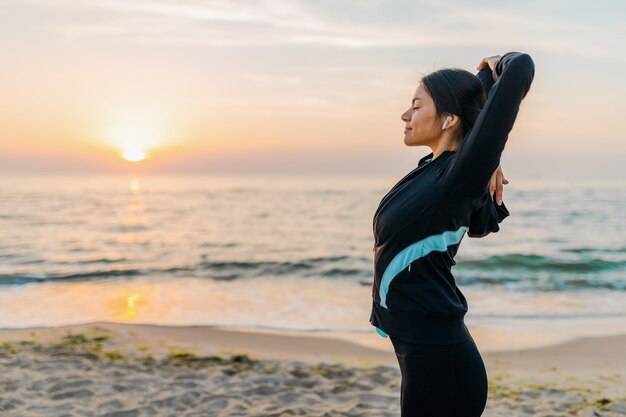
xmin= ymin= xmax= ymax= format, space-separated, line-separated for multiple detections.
xmin=1 ymin=174 xmax=624 ymax=344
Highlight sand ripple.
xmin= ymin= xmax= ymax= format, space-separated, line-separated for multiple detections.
xmin=1 ymin=329 xmax=624 ymax=416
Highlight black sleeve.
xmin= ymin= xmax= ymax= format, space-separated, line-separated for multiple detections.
xmin=476 ymin=66 xmax=495 ymax=96
xmin=441 ymin=52 xmax=535 ymax=196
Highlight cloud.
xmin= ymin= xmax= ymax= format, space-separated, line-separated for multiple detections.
xmin=7 ymin=0 xmax=626 ymax=62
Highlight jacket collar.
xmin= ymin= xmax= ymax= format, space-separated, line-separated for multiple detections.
xmin=417 ymin=149 xmax=456 ymax=167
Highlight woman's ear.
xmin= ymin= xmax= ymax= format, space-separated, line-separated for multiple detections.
xmin=441 ymin=113 xmax=460 ymax=130
xmin=448 ymin=114 xmax=461 ymax=128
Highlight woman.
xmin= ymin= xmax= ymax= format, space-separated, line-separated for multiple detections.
xmin=369 ymin=52 xmax=535 ymax=417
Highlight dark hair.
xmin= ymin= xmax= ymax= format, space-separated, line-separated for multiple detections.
xmin=420 ymin=68 xmax=486 ymax=139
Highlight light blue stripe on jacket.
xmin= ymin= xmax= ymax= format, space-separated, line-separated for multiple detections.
xmin=378 ymin=225 xmax=469 ymax=309
xmin=375 ymin=326 xmax=389 ymax=338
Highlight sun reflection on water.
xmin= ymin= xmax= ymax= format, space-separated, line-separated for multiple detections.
xmin=118 ymin=292 xmax=140 ymax=320
xmin=129 ymin=178 xmax=140 ymax=193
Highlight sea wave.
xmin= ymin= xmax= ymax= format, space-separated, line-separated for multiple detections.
xmin=1 ymin=253 xmax=623 ymax=291
xmin=457 ymin=274 xmax=625 ymax=291
xmin=0 ymin=255 xmax=372 ymax=285
xmin=458 ymin=254 xmax=623 ymax=272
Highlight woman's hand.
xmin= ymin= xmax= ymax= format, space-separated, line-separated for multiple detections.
xmin=489 ymin=163 xmax=509 ymax=206
xmin=477 ymin=55 xmax=502 ymax=72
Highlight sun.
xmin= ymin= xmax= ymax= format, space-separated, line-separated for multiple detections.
xmin=105 ymin=110 xmax=165 ymax=164
xmin=122 ymin=148 xmax=147 ymax=162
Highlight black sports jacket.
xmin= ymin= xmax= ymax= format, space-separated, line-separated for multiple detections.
xmin=370 ymin=52 xmax=535 ymax=344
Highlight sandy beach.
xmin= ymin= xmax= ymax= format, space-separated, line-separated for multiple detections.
xmin=0 ymin=323 xmax=624 ymax=417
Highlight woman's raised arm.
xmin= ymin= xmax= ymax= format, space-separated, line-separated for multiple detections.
xmin=441 ymin=52 xmax=535 ymax=196
xmin=476 ymin=65 xmax=495 ymax=96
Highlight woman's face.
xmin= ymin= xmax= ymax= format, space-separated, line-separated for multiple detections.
xmin=401 ymin=83 xmax=444 ymax=147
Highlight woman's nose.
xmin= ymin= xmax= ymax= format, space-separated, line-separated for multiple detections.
xmin=401 ymin=110 xmax=410 ymax=122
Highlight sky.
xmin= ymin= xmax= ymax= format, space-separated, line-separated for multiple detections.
xmin=1 ymin=0 xmax=625 ymax=179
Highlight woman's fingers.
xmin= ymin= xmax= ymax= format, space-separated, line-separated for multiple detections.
xmin=496 ymin=178 xmax=503 ymax=206
xmin=495 ymin=170 xmax=507 ymax=206
xmin=489 ymin=165 xmax=508 ymax=205
xmin=478 ymin=55 xmax=502 ymax=72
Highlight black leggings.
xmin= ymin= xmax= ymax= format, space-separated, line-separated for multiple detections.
xmin=390 ymin=334 xmax=488 ymax=417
